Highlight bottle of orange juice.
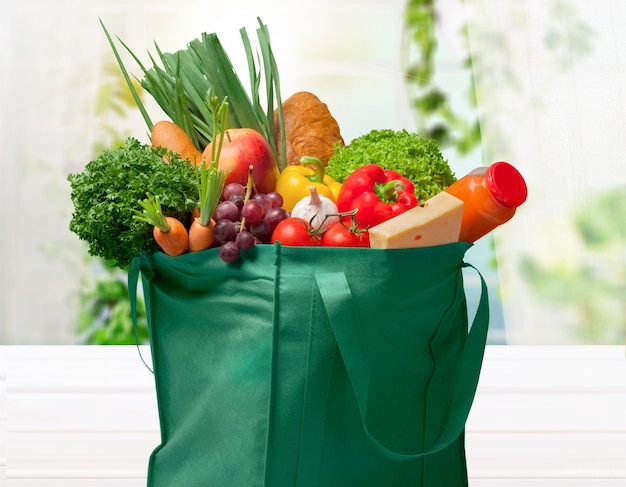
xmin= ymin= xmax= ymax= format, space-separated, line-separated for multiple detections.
xmin=444 ymin=161 xmax=527 ymax=243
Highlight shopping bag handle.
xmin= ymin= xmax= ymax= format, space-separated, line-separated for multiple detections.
xmin=314 ymin=263 xmax=489 ymax=461
xmin=128 ymin=256 xmax=154 ymax=374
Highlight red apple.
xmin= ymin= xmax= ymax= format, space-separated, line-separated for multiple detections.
xmin=202 ymin=128 xmax=278 ymax=195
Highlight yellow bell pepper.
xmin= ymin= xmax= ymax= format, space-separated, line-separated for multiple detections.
xmin=275 ymin=156 xmax=342 ymax=212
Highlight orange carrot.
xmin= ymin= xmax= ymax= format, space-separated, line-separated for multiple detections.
xmin=134 ymin=194 xmax=189 ymax=256
xmin=189 ymin=217 xmax=216 ymax=252
xmin=151 ymin=120 xmax=203 ymax=166
xmin=153 ymin=216 xmax=189 ymax=256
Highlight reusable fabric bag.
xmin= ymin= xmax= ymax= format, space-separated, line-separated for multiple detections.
xmin=129 ymin=241 xmax=489 ymax=487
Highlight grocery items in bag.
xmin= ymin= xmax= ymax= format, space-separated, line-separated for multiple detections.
xmin=70 ymin=20 xmax=528 ymax=266
xmin=444 ymin=161 xmax=527 ymax=243
xmin=272 ymin=91 xmax=345 ymax=167
xmin=274 ymin=156 xmax=342 ymax=212
xmin=368 ymin=161 xmax=527 ymax=249
xmin=368 ymin=191 xmax=464 ymax=249
xmin=336 ymin=163 xmax=419 ymax=228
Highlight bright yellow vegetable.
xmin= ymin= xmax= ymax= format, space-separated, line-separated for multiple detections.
xmin=275 ymin=156 xmax=342 ymax=212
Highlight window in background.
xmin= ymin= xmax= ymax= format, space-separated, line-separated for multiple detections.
xmin=464 ymin=0 xmax=625 ymax=344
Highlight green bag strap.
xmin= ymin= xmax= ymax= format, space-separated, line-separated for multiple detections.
xmin=128 ymin=256 xmax=154 ymax=374
xmin=314 ymin=262 xmax=489 ymax=461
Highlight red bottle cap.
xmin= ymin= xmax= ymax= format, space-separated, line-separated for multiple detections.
xmin=486 ymin=161 xmax=528 ymax=208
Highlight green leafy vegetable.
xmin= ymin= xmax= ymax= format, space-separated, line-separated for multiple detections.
xmin=326 ymin=129 xmax=457 ymax=202
xmin=68 ymin=137 xmax=199 ymax=268
xmin=100 ymin=17 xmax=286 ymax=170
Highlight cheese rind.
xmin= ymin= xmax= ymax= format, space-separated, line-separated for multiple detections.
xmin=368 ymin=192 xmax=464 ymax=249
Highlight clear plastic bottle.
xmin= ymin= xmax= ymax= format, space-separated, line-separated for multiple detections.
xmin=444 ymin=161 xmax=528 ymax=243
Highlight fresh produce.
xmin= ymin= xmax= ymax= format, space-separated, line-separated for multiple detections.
xmin=274 ymin=156 xmax=342 ymax=212
xmin=326 ymin=129 xmax=456 ymax=202
xmin=291 ymin=186 xmax=340 ymax=230
xmin=189 ymin=215 xmax=217 ymax=252
xmin=83 ymin=21 xmax=291 ymax=265
xmin=218 ymin=241 xmax=242 ymax=263
xmin=68 ymin=137 xmax=199 ymax=268
xmin=270 ymin=218 xmax=321 ymax=246
xmin=321 ymin=216 xmax=370 ymax=248
xmin=134 ymin=195 xmax=189 ymax=256
xmin=273 ymin=91 xmax=344 ymax=166
xmin=68 ymin=21 xmax=471 ymax=267
xmin=151 ymin=120 xmax=203 ymax=165
xmin=336 ymin=164 xmax=419 ymax=228
xmin=202 ymin=127 xmax=278 ymax=195
xmin=101 ymin=18 xmax=286 ymax=170
xmin=211 ymin=168 xmax=290 ymax=262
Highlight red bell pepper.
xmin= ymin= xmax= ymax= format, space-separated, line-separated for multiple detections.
xmin=336 ymin=164 xmax=419 ymax=228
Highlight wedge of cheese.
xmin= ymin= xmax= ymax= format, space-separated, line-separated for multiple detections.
xmin=368 ymin=191 xmax=464 ymax=249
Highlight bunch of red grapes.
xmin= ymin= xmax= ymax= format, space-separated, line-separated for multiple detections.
xmin=213 ymin=182 xmax=290 ymax=262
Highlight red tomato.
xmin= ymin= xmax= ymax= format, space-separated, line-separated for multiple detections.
xmin=271 ymin=217 xmax=320 ymax=246
xmin=321 ymin=222 xmax=370 ymax=247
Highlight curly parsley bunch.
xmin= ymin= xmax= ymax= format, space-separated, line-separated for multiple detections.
xmin=326 ymin=129 xmax=457 ymax=202
xmin=68 ymin=137 xmax=199 ymax=268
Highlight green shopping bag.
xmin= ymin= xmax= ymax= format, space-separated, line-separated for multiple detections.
xmin=129 ymin=241 xmax=489 ymax=487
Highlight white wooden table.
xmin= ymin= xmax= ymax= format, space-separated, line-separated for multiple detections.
xmin=0 ymin=346 xmax=624 ymax=486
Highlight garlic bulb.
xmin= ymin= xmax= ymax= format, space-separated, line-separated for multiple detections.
xmin=291 ymin=186 xmax=339 ymax=229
